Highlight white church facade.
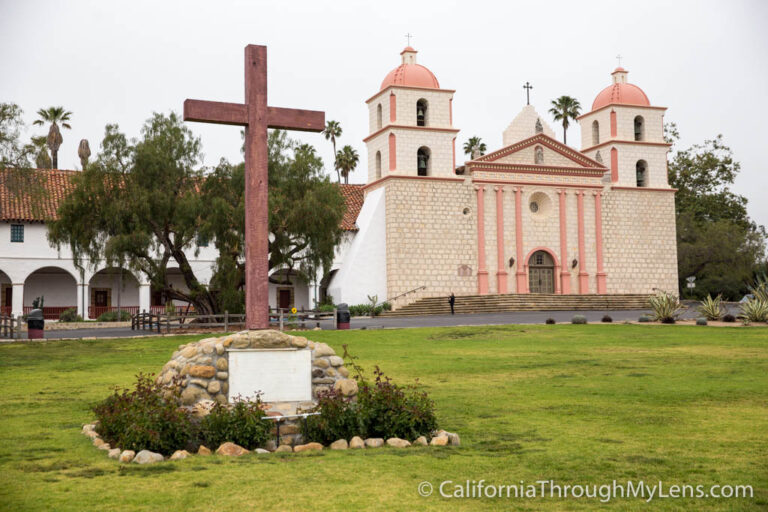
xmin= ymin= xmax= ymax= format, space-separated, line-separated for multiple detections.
xmin=326 ymin=47 xmax=678 ymax=308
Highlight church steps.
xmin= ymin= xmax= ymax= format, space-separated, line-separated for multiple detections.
xmin=381 ymin=294 xmax=650 ymax=316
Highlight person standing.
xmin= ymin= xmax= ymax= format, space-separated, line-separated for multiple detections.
xmin=449 ymin=292 xmax=456 ymax=315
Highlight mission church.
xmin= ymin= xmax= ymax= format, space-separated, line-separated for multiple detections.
xmin=0 ymin=45 xmax=678 ymax=318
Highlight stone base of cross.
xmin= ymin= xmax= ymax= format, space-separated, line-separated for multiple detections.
xmin=184 ymin=45 xmax=325 ymax=329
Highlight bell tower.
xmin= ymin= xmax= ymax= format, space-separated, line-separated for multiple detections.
xmin=577 ymin=68 xmax=671 ymax=188
xmin=363 ymin=47 xmax=459 ymax=183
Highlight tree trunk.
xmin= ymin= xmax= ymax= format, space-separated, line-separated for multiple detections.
xmin=563 ymin=121 xmax=567 ymax=145
xmin=51 ymin=150 xmax=58 ymax=169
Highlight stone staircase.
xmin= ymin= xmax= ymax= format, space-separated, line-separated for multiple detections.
xmin=382 ymin=293 xmax=651 ymax=317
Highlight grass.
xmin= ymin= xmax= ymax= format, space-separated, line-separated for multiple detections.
xmin=0 ymin=325 xmax=766 ymax=511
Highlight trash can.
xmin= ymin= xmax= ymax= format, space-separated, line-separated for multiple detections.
xmin=27 ymin=309 xmax=44 ymax=339
xmin=336 ymin=303 xmax=350 ymax=330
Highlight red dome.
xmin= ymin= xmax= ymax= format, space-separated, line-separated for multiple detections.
xmin=591 ymin=68 xmax=650 ymax=110
xmin=380 ymin=47 xmax=440 ymax=90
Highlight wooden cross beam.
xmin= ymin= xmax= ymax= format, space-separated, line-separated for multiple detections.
xmin=184 ymin=45 xmax=325 ymax=329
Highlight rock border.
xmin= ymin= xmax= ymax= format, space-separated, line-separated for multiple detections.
xmin=82 ymin=422 xmax=460 ymax=464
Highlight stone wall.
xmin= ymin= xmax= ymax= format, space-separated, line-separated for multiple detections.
xmin=156 ymin=330 xmax=357 ymax=446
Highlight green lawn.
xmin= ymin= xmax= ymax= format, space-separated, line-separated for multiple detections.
xmin=0 ymin=325 xmax=766 ymax=511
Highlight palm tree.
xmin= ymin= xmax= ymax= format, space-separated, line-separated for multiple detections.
xmin=548 ymin=96 xmax=581 ymax=145
xmin=335 ymin=145 xmax=359 ymax=185
xmin=322 ymin=120 xmax=342 ymax=181
xmin=29 ymin=136 xmax=52 ymax=168
xmin=32 ymin=106 xmax=72 ymax=168
xmin=463 ymin=136 xmax=487 ymax=159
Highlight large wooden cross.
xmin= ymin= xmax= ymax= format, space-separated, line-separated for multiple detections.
xmin=184 ymin=45 xmax=325 ymax=329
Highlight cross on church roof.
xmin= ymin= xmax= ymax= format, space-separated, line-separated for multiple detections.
xmin=616 ymin=54 xmax=622 ymax=67
xmin=523 ymin=81 xmax=533 ymax=105
xmin=405 ymin=33 xmax=413 ymax=46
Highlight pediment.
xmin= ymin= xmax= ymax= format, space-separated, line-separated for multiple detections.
xmin=471 ymin=134 xmax=604 ymax=169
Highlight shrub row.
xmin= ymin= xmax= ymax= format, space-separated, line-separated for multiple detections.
xmin=348 ymin=302 xmax=392 ymax=317
xmin=301 ymin=366 xmax=438 ymax=445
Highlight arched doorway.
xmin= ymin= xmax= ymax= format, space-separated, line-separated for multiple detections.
xmin=88 ymin=268 xmax=140 ymax=319
xmin=24 ymin=267 xmax=78 ymax=319
xmin=528 ymin=250 xmax=555 ymax=294
xmin=0 ymin=270 xmax=12 ymax=315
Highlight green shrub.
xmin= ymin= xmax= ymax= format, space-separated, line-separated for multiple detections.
xmin=696 ymin=317 xmax=708 ymax=326
xmin=601 ymin=315 xmax=613 ymax=323
xmin=97 ymin=310 xmax=132 ymax=322
xmin=571 ymin=315 xmax=587 ymax=324
xmin=739 ymin=298 xmax=768 ymax=323
xmin=698 ymin=294 xmax=723 ymax=321
xmin=301 ymin=390 xmax=362 ymax=446
xmin=749 ymin=274 xmax=768 ymax=302
xmin=638 ymin=315 xmax=652 ymax=323
xmin=301 ymin=366 xmax=438 ymax=443
xmin=316 ymin=304 xmax=335 ymax=313
xmin=381 ymin=302 xmax=392 ymax=312
xmin=723 ymin=313 xmax=736 ymax=323
xmin=198 ymin=397 xmax=271 ymax=450
xmin=545 ymin=317 xmax=556 ymax=325
xmin=58 ymin=308 xmax=82 ymax=322
xmin=648 ymin=291 xmax=684 ymax=323
xmin=93 ymin=373 xmax=193 ymax=455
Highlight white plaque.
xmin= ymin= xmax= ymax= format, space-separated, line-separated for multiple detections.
xmin=228 ymin=349 xmax=312 ymax=402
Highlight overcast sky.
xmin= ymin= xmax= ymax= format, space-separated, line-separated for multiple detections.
xmin=2 ymin=0 xmax=767 ymax=227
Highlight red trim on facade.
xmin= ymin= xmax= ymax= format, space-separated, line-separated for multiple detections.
xmin=473 ymin=133 xmax=603 ymax=169
xmin=469 ymin=163 xmax=605 ymax=177
xmin=475 ymin=186 xmax=489 ymax=295
xmin=389 ymin=92 xmax=396 ymax=123
xmin=576 ymin=191 xmax=589 ymax=293
xmin=576 ymin=103 xmax=667 ymax=120
xmin=582 ymin=139 xmax=672 ymax=153
xmin=514 ymin=187 xmax=526 ymax=293
xmin=366 ymin=85 xmax=456 ymax=104
xmin=388 ymin=133 xmax=396 ymax=171
xmin=363 ymin=124 xmax=460 ymax=143
xmin=610 ymin=186 xmax=677 ymax=192
xmin=610 ymin=147 xmax=619 ymax=183
xmin=593 ymin=191 xmax=607 ymax=293
xmin=472 ymin=178 xmax=603 ymax=189
xmin=494 ymin=187 xmax=507 ymax=294
xmin=557 ymin=190 xmax=571 ymax=294
xmin=610 ymin=110 xmax=617 ymax=138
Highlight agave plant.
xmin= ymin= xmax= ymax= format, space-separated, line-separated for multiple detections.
xmin=739 ymin=298 xmax=768 ymax=324
xmin=698 ymin=294 xmax=724 ymax=321
xmin=647 ymin=291 xmax=684 ymax=323
xmin=749 ymin=274 xmax=768 ymax=303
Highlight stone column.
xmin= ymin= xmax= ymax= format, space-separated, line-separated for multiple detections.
xmin=139 ymin=283 xmax=151 ymax=314
xmin=593 ymin=191 xmax=607 ymax=293
xmin=576 ymin=191 xmax=589 ymax=294
xmin=475 ymin=186 xmax=489 ymax=294
xmin=557 ymin=189 xmax=571 ymax=294
xmin=514 ymin=187 xmax=527 ymax=293
xmin=494 ymin=187 xmax=508 ymax=294
xmin=77 ymin=281 xmax=88 ymax=319
xmin=11 ymin=283 xmax=24 ymax=317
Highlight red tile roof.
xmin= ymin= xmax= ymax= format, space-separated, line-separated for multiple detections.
xmin=0 ymin=168 xmax=365 ymax=231
xmin=0 ymin=168 xmax=79 ymax=223
xmin=338 ymin=184 xmax=364 ymax=231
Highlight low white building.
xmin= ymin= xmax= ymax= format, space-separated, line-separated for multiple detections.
xmin=0 ymin=169 xmax=363 ymax=319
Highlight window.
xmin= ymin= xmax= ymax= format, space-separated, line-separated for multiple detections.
xmin=10 ymin=224 xmax=23 ymax=243
xmin=530 ymin=201 xmax=539 ymax=213
xmin=636 ymin=160 xmax=648 ymax=187
xmin=634 ymin=115 xmax=645 ymax=141
xmin=416 ymin=99 xmax=428 ymax=127
xmin=375 ymin=151 xmax=382 ymax=180
xmin=376 ymin=104 xmax=382 ymax=130
xmin=536 ymin=254 xmax=544 ymax=265
xmin=196 ymin=233 xmax=209 ymax=247
xmin=592 ymin=120 xmax=600 ymax=145
xmin=417 ymin=147 xmax=430 ymax=176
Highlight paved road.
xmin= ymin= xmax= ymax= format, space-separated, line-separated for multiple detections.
xmin=17 ymin=304 xmax=741 ymax=340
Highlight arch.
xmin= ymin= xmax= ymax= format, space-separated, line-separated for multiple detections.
xmin=523 ymin=247 xmax=561 ymax=294
xmin=0 ymin=269 xmax=12 ymax=315
xmin=417 ymin=146 xmax=431 ymax=176
xmin=376 ymin=103 xmax=382 ymax=130
xmin=375 ymin=151 xmax=382 ymax=180
xmin=416 ymin=98 xmax=428 ymax=127
xmin=23 ymin=266 xmax=78 ymax=319
xmin=592 ymin=120 xmax=600 ymax=145
xmin=88 ymin=267 xmax=141 ymax=318
xmin=634 ymin=115 xmax=645 ymax=141
xmin=636 ymin=160 xmax=648 ymax=187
